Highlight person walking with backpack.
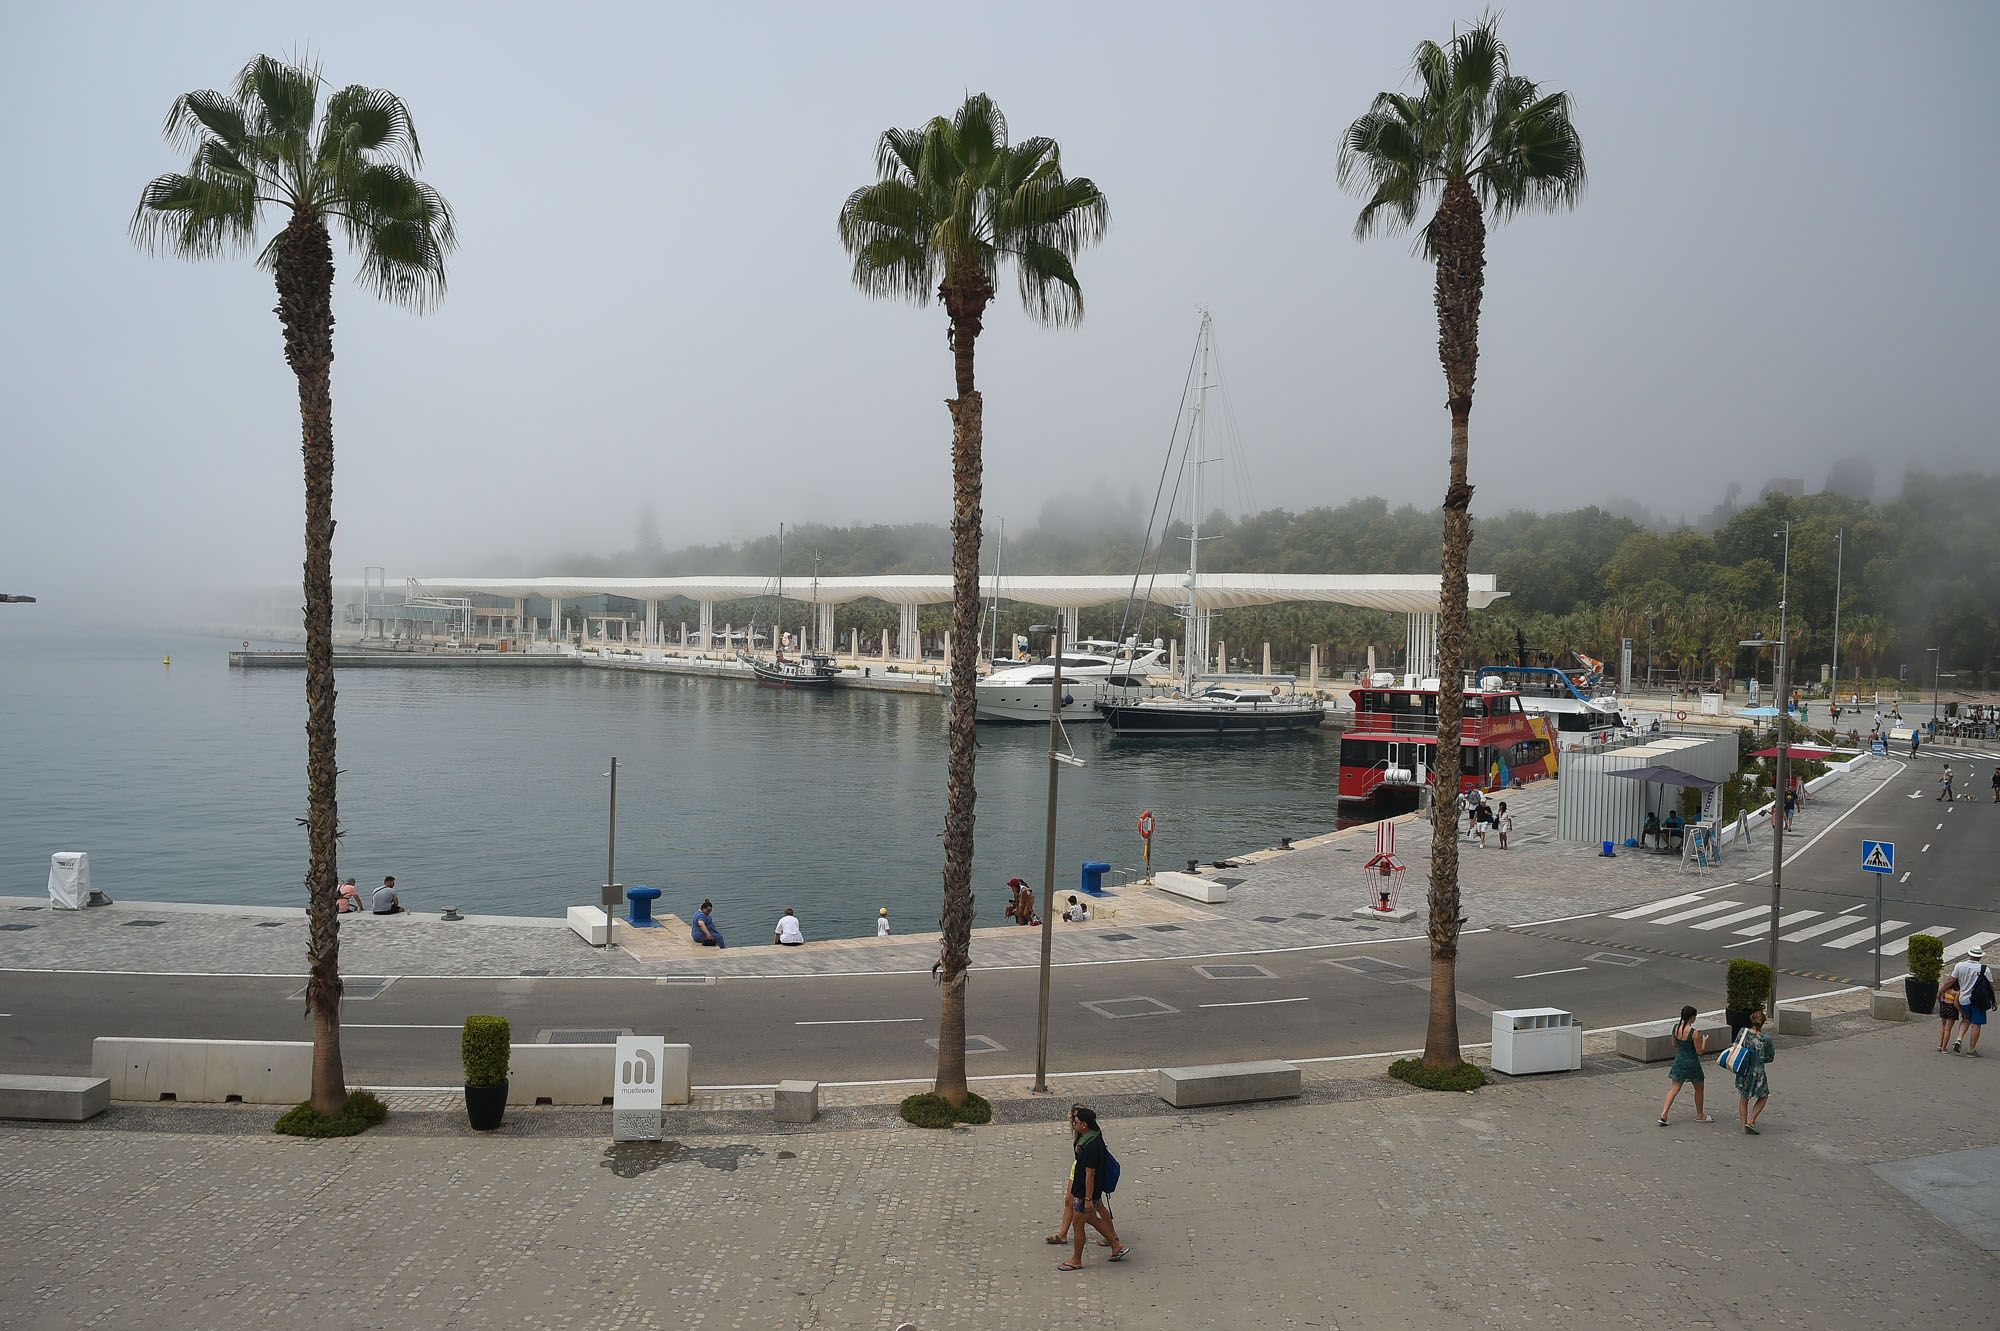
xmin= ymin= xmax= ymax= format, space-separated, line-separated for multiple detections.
xmin=1938 ymin=766 xmax=1955 ymax=802
xmin=1657 ymin=1005 xmax=1716 ymax=1126
xmin=1058 ymin=1106 xmax=1130 ymax=1270
xmin=1950 ymin=947 xmax=1994 ymax=1056
xmin=1727 ymin=1010 xmax=1775 ymax=1134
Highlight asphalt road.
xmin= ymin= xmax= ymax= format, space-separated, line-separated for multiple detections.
xmin=5 ymin=753 xmax=1991 ymax=1088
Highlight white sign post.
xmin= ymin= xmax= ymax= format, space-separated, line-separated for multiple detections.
xmin=612 ymin=1035 xmax=667 ymax=1141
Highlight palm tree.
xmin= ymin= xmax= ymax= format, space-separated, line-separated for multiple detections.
xmin=839 ymin=93 xmax=1106 ymax=1105
xmin=1340 ymin=19 xmax=1584 ymax=1072
xmin=133 ymin=56 xmax=454 ymax=1116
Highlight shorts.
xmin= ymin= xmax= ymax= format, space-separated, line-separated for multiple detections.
xmin=1938 ymin=1001 xmax=1959 ymax=1022
xmin=1968 ymin=1005 xmax=1989 ymax=1027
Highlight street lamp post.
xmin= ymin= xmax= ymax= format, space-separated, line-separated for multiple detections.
xmin=1929 ymin=646 xmax=1943 ymax=728
xmin=602 ymin=756 xmax=621 ymax=949
xmin=1030 ymin=621 xmax=1065 ymax=1095
xmin=1746 ymin=522 xmax=1792 ymax=1016
xmin=1829 ymin=529 xmax=1843 ymax=720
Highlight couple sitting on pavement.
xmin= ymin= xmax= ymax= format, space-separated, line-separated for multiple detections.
xmin=337 ymin=876 xmax=405 ymax=914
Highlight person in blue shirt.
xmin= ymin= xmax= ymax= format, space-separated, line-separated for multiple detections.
xmin=692 ymin=899 xmax=725 ymax=948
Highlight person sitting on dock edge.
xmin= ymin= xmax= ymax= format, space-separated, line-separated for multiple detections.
xmin=774 ymin=908 xmax=805 ymax=946
xmin=1063 ymin=895 xmax=1092 ymax=923
xmin=692 ymin=899 xmax=725 ymax=948
xmin=370 ymin=876 xmax=404 ymax=915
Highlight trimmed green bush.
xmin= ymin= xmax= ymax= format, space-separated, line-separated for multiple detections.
xmin=1907 ymin=934 xmax=1945 ymax=984
xmin=899 ymin=1090 xmax=993 ymax=1128
xmin=1388 ymin=1058 xmax=1487 ymax=1092
xmin=462 ymin=1015 xmax=511 ymax=1086
xmin=274 ymin=1088 xmax=390 ymax=1138
xmin=1727 ymin=958 xmax=1773 ymax=1012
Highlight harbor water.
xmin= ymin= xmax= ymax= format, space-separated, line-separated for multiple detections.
xmin=0 ymin=629 xmax=1355 ymax=938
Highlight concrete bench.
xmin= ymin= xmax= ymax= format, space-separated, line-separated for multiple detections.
xmin=773 ymin=1079 xmax=819 ymax=1124
xmin=566 ymin=905 xmax=609 ymax=946
xmin=1615 ymin=1018 xmax=1730 ymax=1064
xmin=1158 ymin=1059 xmax=1303 ymax=1108
xmin=0 ymin=1074 xmax=111 ymax=1121
xmin=92 ymin=1038 xmax=311 ymax=1103
xmin=509 ymin=1042 xmax=690 ymax=1106
xmin=1150 ymin=871 xmax=1228 ymax=905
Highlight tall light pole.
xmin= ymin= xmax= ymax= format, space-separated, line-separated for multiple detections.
xmin=1929 ymin=646 xmax=1943 ymax=727
xmin=1742 ymin=522 xmax=1792 ymax=1016
xmin=602 ymin=756 xmax=621 ymax=949
xmin=1829 ymin=529 xmax=1843 ymax=719
xmin=1030 ymin=620 xmax=1066 ymax=1095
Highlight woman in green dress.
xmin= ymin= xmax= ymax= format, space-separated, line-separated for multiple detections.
xmin=1733 ymin=1009 xmax=1775 ymax=1134
xmin=1658 ymin=1004 xmax=1715 ymax=1125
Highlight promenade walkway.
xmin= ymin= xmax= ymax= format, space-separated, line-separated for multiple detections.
xmin=3 ymin=988 xmax=1992 ymax=1329
xmin=0 ymin=756 xmax=1897 ymax=981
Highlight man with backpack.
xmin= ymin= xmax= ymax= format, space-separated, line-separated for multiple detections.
xmin=1950 ymin=947 xmax=1994 ymax=1056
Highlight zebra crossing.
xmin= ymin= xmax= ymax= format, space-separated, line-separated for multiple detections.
xmin=1608 ymin=892 xmax=2000 ymax=963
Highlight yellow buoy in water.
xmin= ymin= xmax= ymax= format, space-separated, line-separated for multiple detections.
xmin=162 ymin=655 xmax=171 ymax=667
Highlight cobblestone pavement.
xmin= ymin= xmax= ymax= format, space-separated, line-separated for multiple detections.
xmin=3 ymin=987 xmax=1993 ymax=1330
xmin=0 ymin=757 xmax=1892 ymax=980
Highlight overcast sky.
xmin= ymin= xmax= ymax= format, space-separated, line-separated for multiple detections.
xmin=3 ymin=0 xmax=1994 ymax=606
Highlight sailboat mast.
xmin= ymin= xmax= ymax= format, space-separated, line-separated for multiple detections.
xmin=988 ymin=518 xmax=1004 ymax=661
xmin=811 ymin=548 xmax=821 ymax=652
xmin=1183 ymin=314 xmax=1210 ymax=691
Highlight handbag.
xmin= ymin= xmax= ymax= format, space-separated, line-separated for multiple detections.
xmin=1718 ymin=1033 xmax=1752 ymax=1073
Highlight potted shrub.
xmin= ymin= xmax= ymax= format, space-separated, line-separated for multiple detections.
xmin=1906 ymin=934 xmax=1944 ymax=1014
xmin=1725 ymin=958 xmax=1772 ymax=1037
xmin=462 ymin=1014 xmax=510 ymax=1131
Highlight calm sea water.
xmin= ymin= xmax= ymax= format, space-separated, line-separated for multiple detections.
xmin=0 ymin=627 xmax=1351 ymax=938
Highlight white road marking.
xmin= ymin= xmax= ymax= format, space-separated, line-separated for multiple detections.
xmin=1610 ymin=894 xmax=1705 ymax=920
xmin=1734 ymin=909 xmax=1823 ymax=938
xmin=1652 ymin=900 xmax=1747 ymax=925
xmin=1923 ymin=843 xmax=1932 ymax=852
xmin=1839 ymin=903 xmax=1868 ymax=915
xmin=1879 ymin=927 xmax=1954 ymax=957
xmin=1784 ymin=916 xmax=1863 ymax=941
xmin=1725 ymin=938 xmax=1764 ymax=949
xmin=1900 ymin=872 xmax=1912 ymax=883
xmin=1943 ymin=932 xmax=2000 ymax=962
xmin=1824 ymin=920 xmax=1908 ymax=949
xmin=794 ymin=1017 xmax=924 ymax=1026
xmin=1198 ymin=997 xmax=1310 ymax=1009
xmin=1512 ymin=967 xmax=1588 ymax=980
xmin=1691 ymin=906 xmax=1777 ymax=931
xmin=342 ymin=1023 xmax=464 ymax=1030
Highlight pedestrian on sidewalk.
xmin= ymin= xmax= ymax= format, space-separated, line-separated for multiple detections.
xmin=1497 ymin=802 xmax=1512 ymax=850
xmin=1950 ymin=947 xmax=1992 ymax=1055
xmin=1475 ymin=802 xmax=1491 ymax=849
xmin=1658 ymin=1005 xmax=1716 ymax=1125
xmin=692 ymin=899 xmax=725 ymax=948
xmin=1782 ymin=788 xmax=1796 ymax=831
xmin=1937 ymin=974 xmax=1962 ymax=1053
xmin=1058 ymin=1106 xmax=1130 ymax=1270
xmin=1732 ymin=1010 xmax=1774 ymax=1134
xmin=1990 ymin=765 xmax=1999 ymax=803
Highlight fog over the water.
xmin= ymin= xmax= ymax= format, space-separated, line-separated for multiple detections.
xmin=3 ymin=1 xmax=1995 ymax=621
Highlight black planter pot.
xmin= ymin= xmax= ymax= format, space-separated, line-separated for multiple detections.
xmin=465 ymin=1081 xmax=508 ymax=1131
xmin=1725 ymin=1007 xmax=1756 ymax=1039
xmin=1905 ymin=978 xmax=1939 ymax=1016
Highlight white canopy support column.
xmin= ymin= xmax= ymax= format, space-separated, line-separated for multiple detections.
xmin=816 ymin=603 xmax=836 ymax=654
xmin=698 ymin=600 xmax=715 ymax=651
xmin=1062 ymin=606 xmax=1080 ymax=643
xmin=550 ymin=597 xmax=562 ymax=642
xmin=898 ymin=603 xmax=920 ymax=661
xmin=645 ymin=599 xmax=658 ymax=646
xmin=1405 ymin=611 xmax=1438 ymax=680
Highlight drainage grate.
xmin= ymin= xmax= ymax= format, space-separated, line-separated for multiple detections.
xmin=1082 ymin=996 xmax=1180 ymax=1020
xmin=1194 ymin=963 xmax=1276 ymax=980
xmin=291 ymin=976 xmax=393 ymax=1001
xmin=1099 ymin=932 xmax=1137 ymax=942
xmin=1324 ymin=955 xmax=1415 ymax=980
xmin=1146 ymin=923 xmax=1185 ymax=933
xmin=1586 ymin=952 xmax=1645 ymax=968
xmin=926 ymin=1033 xmax=1004 ymax=1054
xmin=1355 ymin=925 xmax=1379 ymax=932
xmin=1293 ymin=911 xmax=1325 ymax=920
xmin=1254 ymin=915 xmax=1287 ymax=924
xmin=541 ymin=1028 xmax=626 ymax=1044
xmin=518 ymin=968 xmax=549 ymax=977
xmin=656 ymin=975 xmax=715 ymax=986
xmin=0 ymin=923 xmax=36 ymax=932
xmin=122 ymin=920 xmax=167 ymax=928
xmin=257 ymin=921 xmax=286 ymax=928
xmin=1212 ymin=876 xmax=1246 ymax=888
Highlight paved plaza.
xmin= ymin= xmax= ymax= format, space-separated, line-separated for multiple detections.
xmin=3 ymin=991 xmax=1994 ymax=1329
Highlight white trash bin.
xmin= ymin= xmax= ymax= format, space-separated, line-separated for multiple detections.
xmin=1490 ymin=1007 xmax=1584 ymax=1075
xmin=48 ymin=852 xmax=91 ymax=910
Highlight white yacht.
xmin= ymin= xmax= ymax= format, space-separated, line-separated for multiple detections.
xmin=973 ymin=639 xmax=1169 ymax=723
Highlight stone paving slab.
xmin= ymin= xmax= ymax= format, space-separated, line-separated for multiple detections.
xmin=0 ymin=984 xmax=1990 ymax=1330
xmin=0 ymin=759 xmax=1893 ymax=980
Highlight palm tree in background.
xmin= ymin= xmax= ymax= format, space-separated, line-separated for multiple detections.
xmin=133 ymin=55 xmax=454 ymax=1116
xmin=838 ymin=93 xmax=1107 ymax=1105
xmin=1340 ymin=18 xmax=1584 ymax=1072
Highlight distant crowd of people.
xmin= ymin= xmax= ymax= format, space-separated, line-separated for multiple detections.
xmin=681 ymin=876 xmax=1101 ymax=951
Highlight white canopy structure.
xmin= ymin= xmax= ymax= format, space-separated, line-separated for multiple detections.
xmin=408 ymin=573 xmax=1503 ymax=678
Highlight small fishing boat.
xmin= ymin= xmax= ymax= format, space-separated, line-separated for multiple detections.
xmin=743 ymin=650 xmax=840 ymax=688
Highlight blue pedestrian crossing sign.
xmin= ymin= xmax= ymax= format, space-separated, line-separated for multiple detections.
xmin=1861 ymin=840 xmax=1895 ymax=874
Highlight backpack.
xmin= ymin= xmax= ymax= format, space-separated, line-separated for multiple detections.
xmin=1101 ymin=1147 xmax=1121 ymax=1195
xmin=1969 ymin=965 xmax=1996 ymax=1013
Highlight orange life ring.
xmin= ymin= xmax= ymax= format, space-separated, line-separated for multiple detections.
xmin=1137 ymin=810 xmax=1155 ymax=838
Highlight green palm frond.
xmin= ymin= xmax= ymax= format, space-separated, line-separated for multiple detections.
xmin=1339 ymin=15 xmax=1584 ymax=253
xmin=838 ymin=92 xmax=1106 ymax=324
xmin=133 ymin=54 xmax=454 ymax=312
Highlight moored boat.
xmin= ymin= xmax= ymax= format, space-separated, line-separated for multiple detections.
xmin=1099 ymin=676 xmax=1325 ymax=736
xmin=742 ymin=650 xmax=839 ymax=688
xmin=975 ymin=639 xmax=1168 ymax=722
xmin=1337 ymin=673 xmax=1557 ymax=804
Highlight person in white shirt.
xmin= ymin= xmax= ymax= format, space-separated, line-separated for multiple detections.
xmin=1949 ymin=947 xmax=1990 ymax=1055
xmin=1063 ymin=895 xmax=1092 ymax=923
xmin=876 ymin=907 xmax=892 ymax=937
xmin=773 ymin=909 xmax=805 ymax=947
xmin=1496 ymin=801 xmax=1513 ymax=850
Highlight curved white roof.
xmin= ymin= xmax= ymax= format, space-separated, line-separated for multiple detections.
xmin=414 ymin=573 xmax=1505 ymax=615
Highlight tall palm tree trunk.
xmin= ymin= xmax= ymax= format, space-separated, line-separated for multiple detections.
xmin=1423 ymin=176 xmax=1486 ymax=1070
xmin=275 ymin=211 xmax=348 ymax=1115
xmin=933 ymin=267 xmax=995 ymax=1106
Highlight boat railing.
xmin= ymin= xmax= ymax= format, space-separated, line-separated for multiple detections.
xmin=1352 ymin=712 xmax=1494 ymax=740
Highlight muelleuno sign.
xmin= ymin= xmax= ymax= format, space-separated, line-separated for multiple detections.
xmin=613 ymin=1035 xmax=667 ymax=1141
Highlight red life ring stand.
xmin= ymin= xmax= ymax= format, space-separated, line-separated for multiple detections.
xmin=1137 ymin=810 xmax=1155 ymax=839
xmin=1675 ymin=709 xmax=1688 ymax=721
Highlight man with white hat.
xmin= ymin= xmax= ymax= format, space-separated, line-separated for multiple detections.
xmin=876 ymin=907 xmax=892 ymax=937
xmin=1949 ymin=946 xmax=1993 ymax=1055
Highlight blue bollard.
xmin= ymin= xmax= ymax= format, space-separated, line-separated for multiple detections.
xmin=1080 ymin=860 xmax=1112 ymax=896
xmin=626 ymin=884 xmax=663 ymax=928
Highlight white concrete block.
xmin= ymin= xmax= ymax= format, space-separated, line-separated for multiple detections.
xmin=509 ymin=1042 xmax=690 ymax=1106
xmin=1158 ymin=1060 xmax=1303 ymax=1107
xmin=1869 ymin=990 xmax=1909 ymax=1022
xmin=566 ymin=905 xmax=609 ymax=946
xmin=204 ymin=1040 xmax=311 ymax=1103
xmin=1615 ymin=1018 xmax=1729 ymax=1063
xmin=1352 ymin=905 xmax=1418 ymax=922
xmin=0 ymin=1074 xmax=111 ymax=1121
xmin=1776 ymin=1005 xmax=1813 ymax=1036
xmin=90 ymin=1037 xmax=310 ymax=1103
xmin=1151 ymin=871 xmax=1227 ymax=904
xmin=773 ymin=1079 xmax=819 ymax=1124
